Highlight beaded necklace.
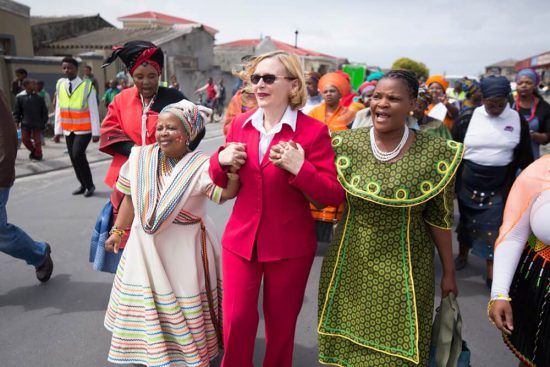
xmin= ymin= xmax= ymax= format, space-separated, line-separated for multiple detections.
xmin=514 ymin=96 xmax=539 ymax=123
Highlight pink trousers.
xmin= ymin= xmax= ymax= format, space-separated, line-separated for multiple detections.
xmin=221 ymin=249 xmax=315 ymax=367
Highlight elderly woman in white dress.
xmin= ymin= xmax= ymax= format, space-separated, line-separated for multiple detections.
xmin=103 ymin=100 xmax=240 ymax=367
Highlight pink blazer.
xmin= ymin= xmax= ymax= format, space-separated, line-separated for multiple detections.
xmin=210 ymin=109 xmax=345 ymax=261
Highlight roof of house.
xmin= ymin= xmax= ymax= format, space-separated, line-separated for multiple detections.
xmin=30 ymin=15 xmax=99 ymax=26
xmin=486 ymin=58 xmax=517 ymax=68
xmin=216 ymin=38 xmax=339 ymax=59
xmin=0 ymin=0 xmax=30 ymax=18
xmin=117 ymin=11 xmax=218 ymax=36
xmin=47 ymin=25 xmax=203 ymax=49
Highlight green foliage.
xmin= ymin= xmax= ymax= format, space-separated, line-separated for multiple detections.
xmin=391 ymin=58 xmax=430 ymax=78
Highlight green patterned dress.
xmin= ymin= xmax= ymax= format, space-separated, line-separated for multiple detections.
xmin=318 ymin=129 xmax=463 ymax=366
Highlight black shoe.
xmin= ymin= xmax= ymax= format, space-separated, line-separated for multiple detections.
xmin=72 ymin=186 xmax=85 ymax=195
xmin=84 ymin=185 xmax=95 ymax=197
xmin=35 ymin=243 xmax=53 ymax=283
xmin=29 ymin=153 xmax=42 ymax=161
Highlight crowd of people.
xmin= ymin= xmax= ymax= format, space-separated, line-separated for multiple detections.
xmin=1 ymin=38 xmax=550 ymax=367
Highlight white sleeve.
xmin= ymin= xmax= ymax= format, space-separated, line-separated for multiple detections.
xmin=491 ymin=201 xmax=533 ymax=300
xmin=88 ymin=87 xmax=100 ymax=136
xmin=54 ymin=83 xmax=62 ymax=135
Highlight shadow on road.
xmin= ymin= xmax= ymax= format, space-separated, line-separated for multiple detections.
xmin=0 ymin=273 xmax=112 ymax=314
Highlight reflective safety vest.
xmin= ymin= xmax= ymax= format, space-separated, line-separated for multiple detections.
xmin=56 ymin=79 xmax=93 ymax=131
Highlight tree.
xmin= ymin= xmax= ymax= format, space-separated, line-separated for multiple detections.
xmin=391 ymin=58 xmax=429 ymax=78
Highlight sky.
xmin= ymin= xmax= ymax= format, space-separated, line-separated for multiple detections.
xmin=21 ymin=0 xmax=550 ymax=76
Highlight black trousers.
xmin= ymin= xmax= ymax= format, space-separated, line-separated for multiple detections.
xmin=65 ymin=132 xmax=94 ymax=189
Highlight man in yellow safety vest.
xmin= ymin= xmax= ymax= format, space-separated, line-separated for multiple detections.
xmin=54 ymin=57 xmax=100 ymax=197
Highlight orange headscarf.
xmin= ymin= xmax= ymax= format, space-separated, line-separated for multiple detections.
xmin=318 ymin=72 xmax=351 ymax=98
xmin=426 ymin=75 xmax=449 ymax=90
xmin=495 ymin=155 xmax=550 ymax=250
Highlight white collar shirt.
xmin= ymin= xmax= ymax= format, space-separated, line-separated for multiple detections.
xmin=54 ymin=77 xmax=100 ymax=136
xmin=243 ymin=106 xmax=298 ymax=163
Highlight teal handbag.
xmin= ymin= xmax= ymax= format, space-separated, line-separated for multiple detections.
xmin=429 ymin=293 xmax=471 ymax=367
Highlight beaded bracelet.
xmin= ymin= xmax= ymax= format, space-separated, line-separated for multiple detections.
xmin=109 ymin=226 xmax=126 ymax=237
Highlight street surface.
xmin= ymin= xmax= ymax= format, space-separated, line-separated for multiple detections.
xmin=1 ymin=135 xmax=518 ymax=366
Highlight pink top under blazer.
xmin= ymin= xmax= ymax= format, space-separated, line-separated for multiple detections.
xmin=209 ymin=108 xmax=345 ymax=261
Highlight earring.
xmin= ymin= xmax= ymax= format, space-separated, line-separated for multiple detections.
xmin=409 ymin=111 xmax=414 ymax=116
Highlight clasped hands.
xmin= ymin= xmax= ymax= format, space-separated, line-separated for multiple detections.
xmin=218 ymin=140 xmax=304 ymax=175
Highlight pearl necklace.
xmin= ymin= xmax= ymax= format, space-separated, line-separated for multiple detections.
xmin=370 ymin=126 xmax=409 ymax=162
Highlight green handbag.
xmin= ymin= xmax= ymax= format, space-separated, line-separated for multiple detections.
xmin=429 ymin=293 xmax=471 ymax=367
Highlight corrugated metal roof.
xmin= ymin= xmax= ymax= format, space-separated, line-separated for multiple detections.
xmin=30 ymin=15 xmax=99 ymax=26
xmin=46 ymin=25 xmax=200 ymax=49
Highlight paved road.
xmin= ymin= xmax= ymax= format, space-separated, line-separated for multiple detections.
xmin=0 ymin=135 xmax=517 ymax=366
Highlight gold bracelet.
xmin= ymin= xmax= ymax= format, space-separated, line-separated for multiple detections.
xmin=109 ymin=226 xmax=126 ymax=237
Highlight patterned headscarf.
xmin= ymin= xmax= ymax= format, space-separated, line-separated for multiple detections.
xmin=417 ymin=87 xmax=433 ymax=105
xmin=358 ymin=81 xmax=377 ymax=95
xmin=460 ymin=79 xmax=480 ymax=98
xmin=102 ymin=40 xmax=164 ymax=76
xmin=161 ymin=99 xmax=212 ymax=142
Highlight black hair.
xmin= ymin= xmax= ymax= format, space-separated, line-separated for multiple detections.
xmin=15 ymin=68 xmax=27 ymax=76
xmin=187 ymin=127 xmax=206 ymax=151
xmin=381 ymin=70 xmax=419 ymax=99
xmin=61 ymin=57 xmax=79 ymax=68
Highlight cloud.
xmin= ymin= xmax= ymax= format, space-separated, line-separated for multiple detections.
xmin=21 ymin=0 xmax=550 ymax=75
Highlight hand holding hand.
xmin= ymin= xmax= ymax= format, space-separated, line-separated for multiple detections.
xmin=269 ymin=140 xmax=305 ymax=176
xmin=218 ymin=142 xmax=247 ymax=170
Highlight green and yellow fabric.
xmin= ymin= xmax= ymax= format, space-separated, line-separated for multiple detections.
xmin=318 ymin=129 xmax=463 ymax=366
xmin=56 ymin=79 xmax=93 ymax=131
xmin=419 ymin=119 xmax=453 ymax=141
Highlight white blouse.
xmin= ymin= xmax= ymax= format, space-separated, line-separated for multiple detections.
xmin=491 ymin=190 xmax=550 ymax=299
xmin=463 ymin=105 xmax=521 ymax=166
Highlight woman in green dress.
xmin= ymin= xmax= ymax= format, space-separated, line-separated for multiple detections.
xmin=318 ymin=70 xmax=463 ymax=366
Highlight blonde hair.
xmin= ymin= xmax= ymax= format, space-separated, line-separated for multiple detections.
xmin=244 ymin=51 xmax=307 ymax=110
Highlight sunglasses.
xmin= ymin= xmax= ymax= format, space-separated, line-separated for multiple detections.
xmin=250 ymin=74 xmax=296 ymax=85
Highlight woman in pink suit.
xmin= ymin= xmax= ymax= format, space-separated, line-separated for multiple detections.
xmin=209 ymin=51 xmax=345 ymax=367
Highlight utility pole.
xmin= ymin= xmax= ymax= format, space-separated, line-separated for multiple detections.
xmin=294 ymin=30 xmax=299 ymax=48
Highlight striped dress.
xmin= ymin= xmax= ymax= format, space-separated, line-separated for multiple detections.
xmin=105 ymin=144 xmax=223 ymax=367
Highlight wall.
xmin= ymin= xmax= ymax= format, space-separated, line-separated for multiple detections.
xmin=214 ymin=45 xmax=255 ymax=73
xmin=163 ymin=29 xmax=216 ymax=99
xmin=0 ymin=54 xmax=114 ymax=117
xmin=0 ymin=5 xmax=34 ymax=56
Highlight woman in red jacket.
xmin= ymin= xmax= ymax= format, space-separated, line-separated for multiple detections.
xmin=209 ymin=51 xmax=345 ymax=367
xmin=90 ymin=41 xmax=185 ymax=272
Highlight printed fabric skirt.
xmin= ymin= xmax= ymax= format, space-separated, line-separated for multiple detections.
xmin=504 ymin=236 xmax=550 ymax=367
xmin=456 ymin=160 xmax=509 ymax=260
